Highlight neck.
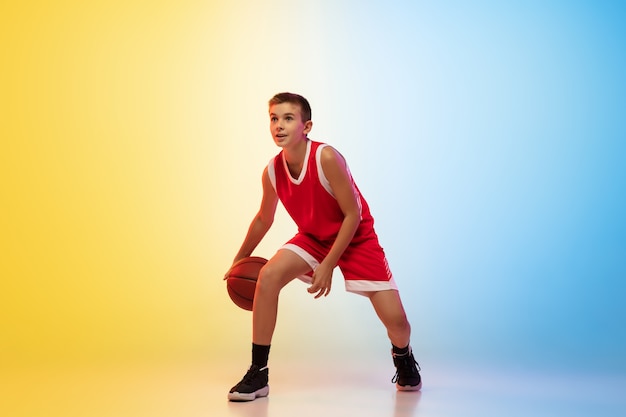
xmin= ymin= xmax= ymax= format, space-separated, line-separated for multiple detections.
xmin=283 ymin=138 xmax=309 ymax=164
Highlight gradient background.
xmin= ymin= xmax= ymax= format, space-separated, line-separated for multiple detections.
xmin=2 ymin=0 xmax=625 ymax=408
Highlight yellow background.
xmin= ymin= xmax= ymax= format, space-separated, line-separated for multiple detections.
xmin=2 ymin=1 xmax=230 ymax=366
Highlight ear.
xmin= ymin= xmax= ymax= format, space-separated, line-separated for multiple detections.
xmin=303 ymin=120 xmax=313 ymax=135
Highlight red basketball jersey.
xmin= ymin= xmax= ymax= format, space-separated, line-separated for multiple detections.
xmin=268 ymin=140 xmax=376 ymax=243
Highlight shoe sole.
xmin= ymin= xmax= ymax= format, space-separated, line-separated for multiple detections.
xmin=228 ymin=385 xmax=269 ymax=402
xmin=396 ymin=381 xmax=422 ymax=392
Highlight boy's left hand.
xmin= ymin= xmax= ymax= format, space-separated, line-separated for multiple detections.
xmin=308 ymin=263 xmax=333 ymax=299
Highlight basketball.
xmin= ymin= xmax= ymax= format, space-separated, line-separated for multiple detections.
xmin=224 ymin=256 xmax=268 ymax=311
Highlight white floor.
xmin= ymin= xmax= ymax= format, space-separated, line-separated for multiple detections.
xmin=221 ymin=361 xmax=626 ymax=417
xmin=3 ymin=359 xmax=625 ymax=417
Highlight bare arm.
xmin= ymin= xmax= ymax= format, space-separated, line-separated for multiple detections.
xmin=232 ymin=166 xmax=279 ymax=264
xmin=308 ymin=146 xmax=361 ymax=298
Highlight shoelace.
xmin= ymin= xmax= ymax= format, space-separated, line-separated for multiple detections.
xmin=391 ymin=355 xmax=421 ymax=383
xmin=240 ymin=366 xmax=267 ymax=385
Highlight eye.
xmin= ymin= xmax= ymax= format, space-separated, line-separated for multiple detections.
xmin=270 ymin=117 xmax=278 ymax=122
xmin=286 ymin=116 xmax=293 ymax=121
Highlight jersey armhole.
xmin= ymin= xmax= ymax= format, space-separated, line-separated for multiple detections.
xmin=316 ymin=144 xmax=363 ymax=219
xmin=267 ymin=158 xmax=277 ymax=191
xmin=315 ymin=144 xmax=334 ymax=197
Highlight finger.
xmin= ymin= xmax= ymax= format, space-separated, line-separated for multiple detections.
xmin=307 ymin=275 xmax=318 ymax=292
xmin=309 ymin=284 xmax=322 ymax=298
xmin=314 ymin=286 xmax=330 ymax=299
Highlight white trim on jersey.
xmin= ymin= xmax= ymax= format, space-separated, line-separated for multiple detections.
xmin=315 ymin=144 xmax=363 ymax=220
xmin=267 ymin=157 xmax=277 ymax=191
xmin=316 ymin=144 xmax=334 ymax=196
xmin=282 ymin=140 xmax=312 ymax=185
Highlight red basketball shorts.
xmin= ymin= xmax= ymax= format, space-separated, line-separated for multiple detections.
xmin=281 ymin=233 xmax=398 ymax=296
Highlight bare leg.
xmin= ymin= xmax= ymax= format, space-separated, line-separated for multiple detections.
xmin=252 ymin=249 xmax=311 ymax=345
xmin=370 ymin=290 xmax=422 ymax=391
xmin=368 ymin=290 xmax=412 ymax=348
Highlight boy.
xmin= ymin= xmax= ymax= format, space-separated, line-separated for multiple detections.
xmin=227 ymin=92 xmax=421 ymax=401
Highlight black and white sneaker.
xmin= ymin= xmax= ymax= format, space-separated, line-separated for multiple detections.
xmin=228 ymin=365 xmax=270 ymax=401
xmin=391 ymin=348 xmax=422 ymax=391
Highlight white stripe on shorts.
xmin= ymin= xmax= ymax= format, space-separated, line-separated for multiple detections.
xmin=281 ymin=243 xmax=318 ymax=284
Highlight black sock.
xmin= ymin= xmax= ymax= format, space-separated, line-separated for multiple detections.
xmin=252 ymin=343 xmax=271 ymax=368
xmin=392 ymin=344 xmax=410 ymax=356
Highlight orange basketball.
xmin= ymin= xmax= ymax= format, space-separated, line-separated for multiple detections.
xmin=224 ymin=256 xmax=267 ymax=311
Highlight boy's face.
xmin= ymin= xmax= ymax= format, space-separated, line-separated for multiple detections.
xmin=269 ymin=102 xmax=312 ymax=148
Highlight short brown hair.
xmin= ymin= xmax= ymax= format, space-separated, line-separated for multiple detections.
xmin=268 ymin=92 xmax=312 ymax=122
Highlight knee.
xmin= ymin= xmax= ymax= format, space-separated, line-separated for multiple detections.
xmin=387 ymin=314 xmax=411 ymax=334
xmin=255 ymin=265 xmax=283 ymax=296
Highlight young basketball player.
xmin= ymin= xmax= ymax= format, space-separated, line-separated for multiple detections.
xmin=227 ymin=92 xmax=421 ymax=401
